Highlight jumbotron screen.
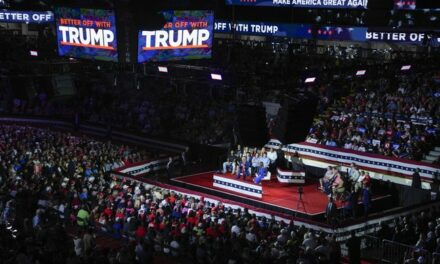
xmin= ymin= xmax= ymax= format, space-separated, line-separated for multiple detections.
xmin=55 ymin=7 xmax=118 ymax=62
xmin=137 ymin=10 xmax=214 ymax=63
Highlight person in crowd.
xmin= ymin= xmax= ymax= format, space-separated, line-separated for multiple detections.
xmin=362 ymin=185 xmax=371 ymax=217
xmin=320 ymin=166 xmax=335 ymax=192
xmin=254 ymin=162 xmax=268 ymax=184
xmin=251 ymin=153 xmax=261 ymax=174
xmin=223 ymin=150 xmax=236 ymax=174
xmin=260 ymin=153 xmax=270 ymax=168
xmin=346 ymin=230 xmax=361 ymax=264
xmin=236 ymin=156 xmax=250 ymax=180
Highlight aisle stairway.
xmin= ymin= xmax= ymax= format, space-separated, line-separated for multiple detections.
xmin=422 ymin=146 xmax=440 ymax=164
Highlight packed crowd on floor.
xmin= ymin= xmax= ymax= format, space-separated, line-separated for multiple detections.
xmin=0 ymin=125 xmax=353 ymax=264
xmin=307 ymin=71 xmax=440 ymax=162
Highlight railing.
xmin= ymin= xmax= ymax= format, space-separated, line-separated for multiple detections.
xmin=360 ymin=235 xmax=383 ymax=262
xmin=381 ymin=239 xmax=431 ymax=264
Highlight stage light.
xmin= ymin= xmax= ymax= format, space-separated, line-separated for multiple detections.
xmin=304 ymin=77 xmax=316 ymax=83
xmin=401 ymin=65 xmax=411 ymax=71
xmin=158 ymin=66 xmax=168 ymax=73
xmin=30 ymin=50 xmax=38 ymax=57
xmin=356 ymin=70 xmax=366 ymax=76
xmin=211 ymin=73 xmax=222 ymax=80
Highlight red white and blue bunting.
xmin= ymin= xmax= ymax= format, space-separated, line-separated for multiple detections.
xmin=213 ymin=174 xmax=263 ymax=198
xmin=276 ymin=168 xmax=306 ymax=184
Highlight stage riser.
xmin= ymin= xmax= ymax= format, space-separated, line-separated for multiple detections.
xmin=213 ymin=175 xmax=263 ymax=198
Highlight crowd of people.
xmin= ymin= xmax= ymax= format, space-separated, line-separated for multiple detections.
xmin=307 ymin=72 xmax=440 ymax=162
xmin=0 ymin=124 xmax=352 ymax=263
xmin=375 ymin=206 xmax=440 ymax=263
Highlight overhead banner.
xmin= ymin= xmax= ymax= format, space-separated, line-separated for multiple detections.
xmin=366 ymin=30 xmax=440 ymax=45
xmin=0 ymin=10 xmax=54 ymax=24
xmin=55 ymin=7 xmax=118 ymax=62
xmin=394 ymin=0 xmax=416 ymax=10
xmin=215 ymin=20 xmax=366 ymax=41
xmin=138 ymin=10 xmax=214 ymax=63
xmin=225 ymin=0 xmax=368 ymax=9
xmin=215 ymin=21 xmax=312 ymax=38
xmin=214 ymin=20 xmax=440 ymax=45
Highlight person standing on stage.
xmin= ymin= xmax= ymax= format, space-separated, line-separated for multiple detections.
xmin=412 ymin=168 xmax=422 ymax=189
xmin=254 ymin=162 xmax=268 ymax=184
xmin=325 ymin=197 xmax=337 ymax=225
xmin=267 ymin=148 xmax=278 ymax=172
xmin=320 ymin=166 xmax=335 ymax=192
xmin=167 ymin=157 xmax=174 ymax=181
xmin=348 ymin=163 xmax=360 ymax=183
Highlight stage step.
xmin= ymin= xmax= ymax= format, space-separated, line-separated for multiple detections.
xmin=435 ymin=146 xmax=440 ymax=152
xmin=429 ymin=150 xmax=440 ymax=157
xmin=425 ymin=155 xmax=438 ymax=161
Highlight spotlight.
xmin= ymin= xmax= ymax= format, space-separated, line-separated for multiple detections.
xmin=356 ymin=70 xmax=366 ymax=76
xmin=158 ymin=66 xmax=168 ymax=73
xmin=30 ymin=50 xmax=38 ymax=57
xmin=401 ymin=65 xmax=411 ymax=71
xmin=305 ymin=77 xmax=316 ymax=83
xmin=211 ymin=73 xmax=222 ymax=80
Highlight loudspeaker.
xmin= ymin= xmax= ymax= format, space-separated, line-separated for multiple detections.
xmin=272 ymin=93 xmax=318 ymax=144
xmin=367 ymin=0 xmax=393 ymax=9
xmin=365 ymin=0 xmax=393 ymax=27
xmin=237 ymin=105 xmax=268 ymax=147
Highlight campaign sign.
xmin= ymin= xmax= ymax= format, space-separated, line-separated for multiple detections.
xmin=225 ymin=0 xmax=368 ymax=9
xmin=0 ymin=10 xmax=54 ymax=23
xmin=55 ymin=7 xmax=118 ymax=62
xmin=138 ymin=10 xmax=214 ymax=63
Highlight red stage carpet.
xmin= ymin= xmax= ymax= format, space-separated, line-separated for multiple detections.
xmin=174 ymin=172 xmax=342 ymax=215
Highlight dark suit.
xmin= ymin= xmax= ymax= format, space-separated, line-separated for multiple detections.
xmin=167 ymin=159 xmax=175 ymax=180
xmin=326 ymin=201 xmax=337 ymax=224
xmin=346 ymin=235 xmax=361 ymax=264
xmin=412 ymin=171 xmax=421 ymax=189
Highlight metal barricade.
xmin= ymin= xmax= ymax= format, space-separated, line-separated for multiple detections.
xmin=432 ymin=253 xmax=440 ymax=264
xmin=381 ymin=239 xmax=431 ymax=264
xmin=361 ymin=235 xmax=383 ymax=262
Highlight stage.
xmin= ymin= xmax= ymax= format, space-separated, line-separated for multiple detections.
xmin=171 ymin=172 xmax=392 ymax=220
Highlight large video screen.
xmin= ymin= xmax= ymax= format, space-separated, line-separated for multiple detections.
xmin=225 ymin=0 xmax=368 ymax=9
xmin=55 ymin=7 xmax=118 ymax=62
xmin=137 ymin=10 xmax=214 ymax=63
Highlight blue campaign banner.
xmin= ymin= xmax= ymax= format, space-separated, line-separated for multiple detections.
xmin=225 ymin=0 xmax=368 ymax=9
xmin=138 ymin=10 xmax=214 ymax=63
xmin=214 ymin=20 xmax=366 ymax=41
xmin=0 ymin=10 xmax=53 ymax=23
xmin=214 ymin=20 xmax=440 ymax=46
xmin=366 ymin=30 xmax=440 ymax=45
xmin=315 ymin=25 xmax=367 ymax=41
xmin=55 ymin=7 xmax=118 ymax=62
xmin=214 ymin=20 xmax=312 ymax=38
